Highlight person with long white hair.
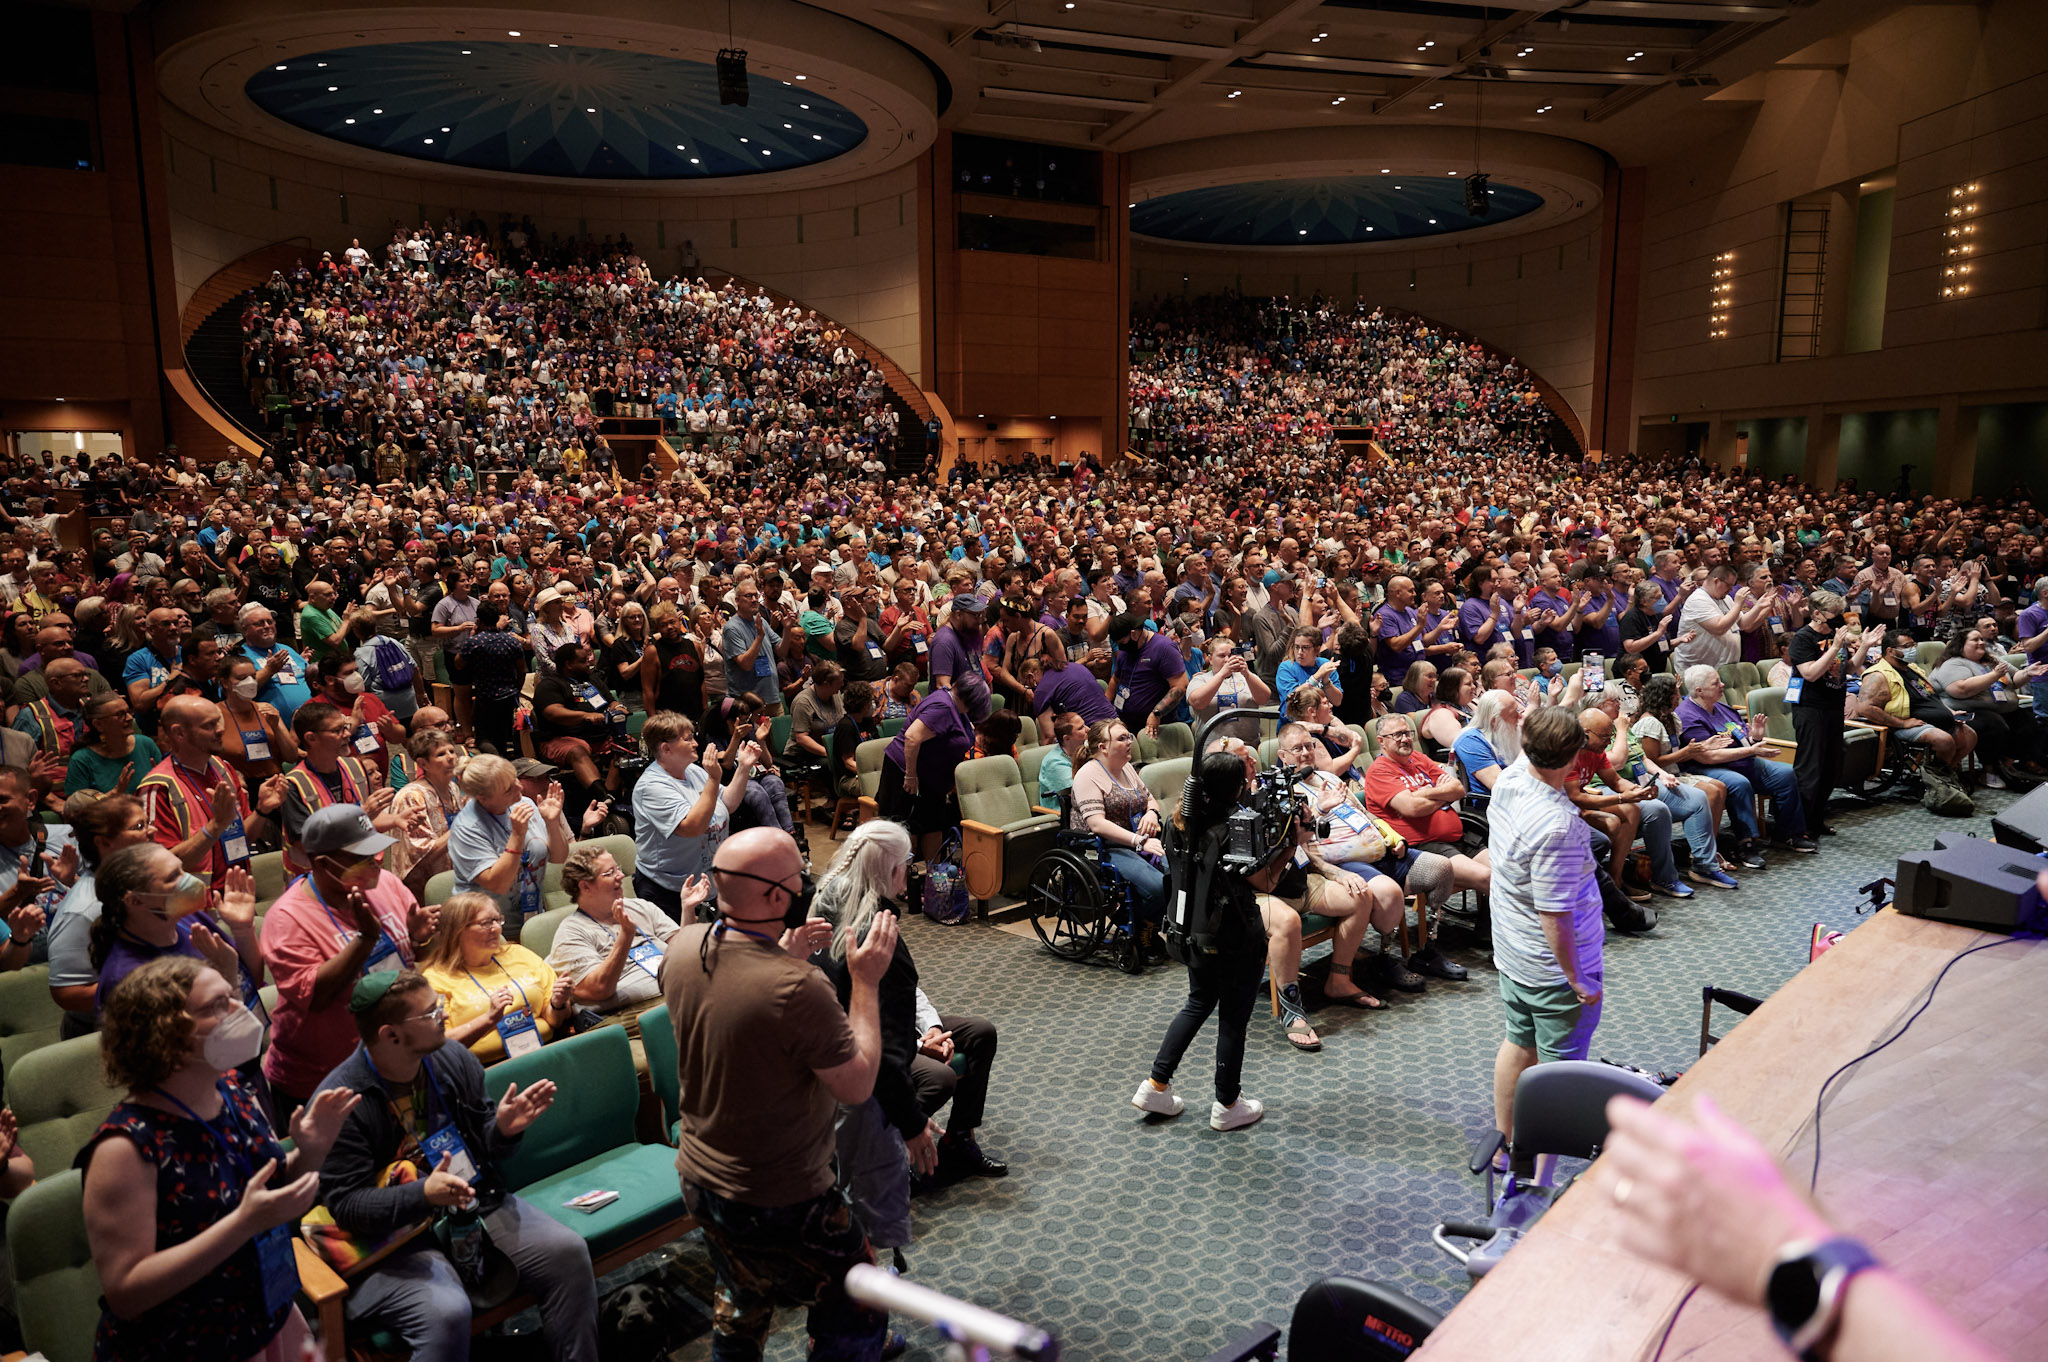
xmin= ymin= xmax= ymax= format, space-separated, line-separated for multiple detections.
xmin=1454 ymin=688 xmax=1524 ymax=796
xmin=812 ymin=822 xmax=1009 ymax=1274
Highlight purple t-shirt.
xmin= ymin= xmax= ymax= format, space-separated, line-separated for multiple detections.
xmin=929 ymin=623 xmax=980 ymax=686
xmin=1674 ymin=698 xmax=1757 ymax=782
xmin=884 ymin=690 xmax=976 ymax=786
xmin=1375 ymin=604 xmax=1424 ymax=687
xmin=1032 ymin=663 xmax=1118 ymax=725
xmin=2018 ymin=602 xmax=2048 ymax=671
xmin=1111 ymin=630 xmax=1187 ymax=729
xmin=1459 ymin=594 xmax=1516 ymax=659
xmin=1528 ymin=588 xmax=1576 ymax=662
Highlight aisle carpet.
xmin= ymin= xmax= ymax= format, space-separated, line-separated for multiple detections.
xmin=506 ymin=788 xmax=2024 ymax=1361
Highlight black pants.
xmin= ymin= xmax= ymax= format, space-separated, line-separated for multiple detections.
xmin=474 ymin=693 xmax=519 ymax=757
xmin=1791 ymin=704 xmax=1846 ymax=822
xmin=1149 ymin=947 xmax=1264 ymax=1106
xmin=1967 ymin=707 xmax=2043 ymax=771
xmin=909 ymin=1013 xmax=997 ymax=1136
xmin=634 ymin=870 xmax=688 ymax=922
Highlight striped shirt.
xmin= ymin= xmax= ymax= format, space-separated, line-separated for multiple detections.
xmin=1485 ymin=756 xmax=1603 ymax=989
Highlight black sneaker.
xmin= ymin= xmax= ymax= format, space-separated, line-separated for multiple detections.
xmin=938 ymin=1134 xmax=1009 ymax=1180
xmin=1778 ymin=835 xmax=1819 ymax=854
xmin=1407 ymin=944 xmax=1469 ymax=982
xmin=1735 ymin=842 xmax=1767 ymax=870
xmin=1605 ymin=899 xmax=1658 ymax=935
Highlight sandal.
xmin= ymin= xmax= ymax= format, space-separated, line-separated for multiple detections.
xmin=1277 ymin=983 xmax=1323 ymax=1052
xmin=1324 ymin=962 xmax=1387 ymax=1010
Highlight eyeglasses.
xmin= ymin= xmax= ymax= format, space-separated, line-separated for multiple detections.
xmin=406 ymin=1002 xmax=448 ymax=1024
xmin=188 ymin=997 xmax=239 ymax=1022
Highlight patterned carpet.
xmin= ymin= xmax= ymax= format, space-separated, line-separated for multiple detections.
xmin=500 ymin=785 xmax=2024 ymax=1361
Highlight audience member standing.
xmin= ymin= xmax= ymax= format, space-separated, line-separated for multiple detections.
xmin=660 ymin=826 xmax=894 ymax=1362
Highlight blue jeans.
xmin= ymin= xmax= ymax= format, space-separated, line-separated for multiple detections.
xmin=1655 ymin=779 xmax=1717 ymax=866
xmin=1103 ymin=846 xmax=1167 ymax=922
xmin=1702 ymin=761 xmax=1804 ymax=841
xmin=344 ymin=1194 xmax=597 ymax=1362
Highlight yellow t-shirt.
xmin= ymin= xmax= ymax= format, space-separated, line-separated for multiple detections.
xmin=425 ymin=944 xmax=559 ymax=1064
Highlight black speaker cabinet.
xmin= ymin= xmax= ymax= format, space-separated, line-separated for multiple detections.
xmin=1992 ymin=781 xmax=2048 ymax=854
xmin=1895 ymin=835 xmax=2047 ymax=934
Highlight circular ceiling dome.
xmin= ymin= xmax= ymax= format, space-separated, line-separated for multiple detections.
xmin=1133 ymin=174 xmax=1544 ymax=246
xmin=244 ymin=41 xmax=867 ymax=179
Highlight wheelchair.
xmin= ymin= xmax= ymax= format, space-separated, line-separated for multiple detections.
xmin=1431 ymin=1060 xmax=1665 ymax=1281
xmin=1020 ymin=789 xmax=1153 ymax=975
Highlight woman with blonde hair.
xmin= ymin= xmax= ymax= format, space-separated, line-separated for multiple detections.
xmin=418 ymin=891 xmax=574 ymax=1062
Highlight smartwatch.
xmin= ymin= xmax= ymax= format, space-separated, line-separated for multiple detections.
xmin=1765 ymin=1235 xmax=1880 ymax=1360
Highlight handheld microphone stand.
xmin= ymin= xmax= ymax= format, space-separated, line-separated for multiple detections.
xmin=844 ymin=1264 xmax=1058 ymax=1362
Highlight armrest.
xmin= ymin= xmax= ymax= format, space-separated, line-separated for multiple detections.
xmin=959 ymin=818 xmax=1005 ymax=840
xmin=294 ymin=1237 xmax=350 ymax=1362
xmin=1032 ymin=805 xmax=1059 ymax=817
xmin=1468 ymin=1128 xmax=1507 ymax=1176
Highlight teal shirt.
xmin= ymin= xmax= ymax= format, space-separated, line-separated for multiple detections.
xmin=65 ymin=736 xmax=162 ymax=797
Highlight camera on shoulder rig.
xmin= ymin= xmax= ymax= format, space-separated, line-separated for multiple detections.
xmin=1221 ymin=762 xmax=1324 ymax=876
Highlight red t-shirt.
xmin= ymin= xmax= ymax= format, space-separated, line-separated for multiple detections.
xmin=1362 ymin=753 xmax=1463 ymax=846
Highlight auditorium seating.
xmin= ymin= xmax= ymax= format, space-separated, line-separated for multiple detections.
xmin=956 ymin=755 xmax=1061 ymax=915
xmin=7 ymin=1169 xmax=97 ymax=1362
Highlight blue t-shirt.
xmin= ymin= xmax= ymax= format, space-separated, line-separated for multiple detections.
xmin=1452 ymin=729 xmax=1506 ymax=796
xmin=448 ymin=797 xmax=552 ymax=924
xmin=241 ymin=642 xmax=313 ymax=724
xmin=631 ymin=762 xmax=727 ymax=893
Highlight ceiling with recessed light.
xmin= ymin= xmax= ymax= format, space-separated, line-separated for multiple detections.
xmin=1132 ymin=174 xmax=1543 ymax=246
xmin=244 ymin=43 xmax=867 ymax=179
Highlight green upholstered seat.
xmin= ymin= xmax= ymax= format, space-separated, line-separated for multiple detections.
xmin=7 ymin=1169 xmax=99 ymax=1362
xmin=0 ymin=963 xmax=65 ymax=1077
xmin=6 ymin=1032 xmax=124 ymax=1179
xmin=1017 ymin=745 xmax=1052 ymax=810
xmin=249 ymin=850 xmax=290 ymax=908
xmin=520 ymin=905 xmax=574 ymax=957
xmin=638 ymin=1002 xmax=681 ymax=1142
xmin=480 ymin=1025 xmax=690 ymax=1259
xmin=1133 ymin=722 xmax=1194 ymax=767
xmin=955 ymin=755 xmax=1060 ymax=906
xmin=1139 ymin=757 xmax=1192 ymax=811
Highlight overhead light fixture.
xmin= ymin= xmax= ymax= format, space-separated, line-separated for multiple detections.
xmin=795 ymin=74 xmax=806 ymax=80
xmin=507 ymin=30 xmax=520 ymax=36
xmin=717 ymin=47 xmax=750 ymax=105
xmin=1428 ymin=218 xmax=1437 ymax=224
xmin=585 ymin=107 xmax=595 ymax=113
xmin=423 ymin=137 xmax=434 ymax=144
xmin=461 ymin=49 xmax=471 ymax=54
xmin=689 ymin=157 xmax=700 ymax=163
xmin=344 ymin=117 xmax=356 ymax=124
xmin=676 ymin=143 xmax=685 ymax=149
xmin=1380 ymin=167 xmax=1390 ymax=173
xmin=1298 ymin=228 xmax=1307 ymax=235
xmin=1518 ymin=46 xmax=1534 ymax=56
xmin=1537 ymin=104 xmax=1553 ymax=113
xmin=274 ymin=64 xmax=286 ymax=70
xmin=812 ymin=134 xmax=822 ymax=139
xmin=1430 ymin=101 xmax=1444 ymax=109
xmin=1228 ymin=89 xmax=1241 ymax=97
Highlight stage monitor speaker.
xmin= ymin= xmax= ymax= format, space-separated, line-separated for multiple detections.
xmin=1894 ymin=836 xmax=2047 ymax=934
xmin=1991 ymin=781 xmax=2048 ymax=854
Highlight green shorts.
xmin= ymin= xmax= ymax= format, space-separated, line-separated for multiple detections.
xmin=1498 ymin=972 xmax=1600 ymax=1062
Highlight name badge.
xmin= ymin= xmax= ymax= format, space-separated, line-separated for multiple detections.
xmin=754 ymin=649 xmax=774 ymax=678
xmin=497 ymin=1008 xmax=543 ymax=1057
xmin=420 ymin=1123 xmax=479 ymax=1184
xmin=913 ymin=637 xmax=928 ymax=656
xmin=1991 ymin=682 xmax=2009 ymax=703
xmin=627 ymin=938 xmax=664 ymax=977
xmin=1768 ymin=616 xmax=1784 ymax=636
xmin=241 ymin=729 xmax=272 ymax=762
xmin=252 ymin=1223 xmax=301 ymax=1318
xmin=1786 ymin=676 xmax=1804 ymax=704
xmin=1115 ymin=685 xmax=1132 ymax=709
xmin=1521 ymin=627 xmax=1535 ymax=642
xmin=866 ymin=641 xmax=885 ymax=660
xmin=1655 ymin=637 xmax=1670 ymax=654
xmin=220 ymin=812 xmax=251 ymax=865
xmin=364 ymin=931 xmax=402 ymax=971
xmin=277 ymin=667 xmax=297 ymax=686
xmin=353 ymin=722 xmax=381 ymax=755
xmin=1881 ymin=593 xmax=1897 ymax=607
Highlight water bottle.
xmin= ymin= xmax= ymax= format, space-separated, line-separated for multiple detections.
xmin=442 ymin=1207 xmax=487 ymax=1289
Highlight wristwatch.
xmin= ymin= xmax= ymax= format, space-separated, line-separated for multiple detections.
xmin=1765 ymin=1236 xmax=1880 ymax=1360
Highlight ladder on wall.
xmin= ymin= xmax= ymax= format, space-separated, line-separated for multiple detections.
xmin=1777 ymin=203 xmax=1829 ymax=361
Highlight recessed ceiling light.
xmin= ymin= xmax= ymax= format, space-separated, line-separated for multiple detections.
xmin=461 ymin=49 xmax=471 ymax=54
xmin=1424 ymin=40 xmax=1435 ymax=47
xmin=795 ymin=74 xmax=806 ymax=80
xmin=783 ymin=123 xmax=792 ymax=128
xmin=1298 ymin=229 xmax=1307 ymax=235
xmin=507 ymin=30 xmax=520 ymax=36
xmin=1128 ymin=202 xmax=1136 ymax=208
xmin=344 ymin=117 xmax=356 ymax=124
xmin=423 ymin=137 xmax=434 ymax=144
xmin=549 ymin=43 xmax=559 ymax=48
xmin=1537 ymin=104 xmax=1552 ymax=112
xmin=1448 ymin=170 xmax=1458 ymax=175
xmin=1228 ymin=90 xmax=1241 ymax=98
xmin=762 ymin=149 xmax=771 ymax=155
xmin=1429 ymin=101 xmax=1444 ymax=109
xmin=327 ymin=85 xmax=338 ymax=91
xmin=1428 ymin=218 xmax=1437 ymax=224
xmin=1518 ymin=46 xmax=1533 ymax=56
xmin=372 ymin=107 xmax=383 ymax=113
xmin=812 ymin=134 xmax=822 ymax=140
xmin=676 ymin=143 xmax=685 ymax=149
xmin=1366 ymin=226 xmax=1374 ymax=231
xmin=275 ymin=64 xmax=286 ymax=70
xmin=689 ymin=157 xmax=700 ymax=164
xmin=317 ymin=62 xmax=327 ymax=67
xmin=441 ymin=126 xmax=450 ymax=131
xmin=585 ymin=107 xmax=595 ymax=113
xmin=1380 ymin=167 xmax=1390 ymax=173
xmin=739 ymin=136 xmax=748 ymax=142
xmin=799 ymin=103 xmax=810 ymax=109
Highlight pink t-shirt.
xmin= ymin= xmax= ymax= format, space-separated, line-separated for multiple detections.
xmin=259 ymin=870 xmax=421 ymax=1097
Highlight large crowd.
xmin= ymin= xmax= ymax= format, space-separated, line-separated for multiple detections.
xmin=0 ymin=246 xmax=2042 ymax=1362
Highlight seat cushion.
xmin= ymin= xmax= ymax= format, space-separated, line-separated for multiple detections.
xmin=1301 ymin=913 xmax=1337 ymax=937
xmin=509 ymin=1143 xmax=691 ymax=1260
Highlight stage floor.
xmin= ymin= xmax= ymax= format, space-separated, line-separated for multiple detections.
xmin=558 ymin=783 xmax=2030 ymax=1362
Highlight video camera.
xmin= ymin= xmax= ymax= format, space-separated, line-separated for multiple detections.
xmin=1221 ymin=759 xmax=1323 ymax=876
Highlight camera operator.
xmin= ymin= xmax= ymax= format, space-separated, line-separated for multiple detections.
xmin=1132 ymin=745 xmax=1269 ymax=1132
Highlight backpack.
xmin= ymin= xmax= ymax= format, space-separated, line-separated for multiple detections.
xmin=369 ymin=636 xmax=416 ymax=693
xmin=921 ymin=831 xmax=970 ymax=925
xmin=1920 ymin=762 xmax=1975 ymax=817
xmin=1162 ymin=821 xmax=1259 ymax=964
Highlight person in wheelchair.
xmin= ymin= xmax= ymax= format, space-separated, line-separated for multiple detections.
xmin=1853 ymin=630 xmax=1981 ymax=776
xmin=1270 ymin=724 xmax=1448 ymax=1036
xmin=1132 ymin=749 xmax=1269 ymax=1132
xmin=1066 ymin=720 xmax=1169 ymax=926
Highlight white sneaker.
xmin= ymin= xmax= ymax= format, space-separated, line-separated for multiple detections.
xmin=1985 ymin=769 xmax=2008 ymax=790
xmin=1210 ymin=1096 xmax=1265 ymax=1131
xmin=1132 ymin=1081 xmax=1184 ymax=1117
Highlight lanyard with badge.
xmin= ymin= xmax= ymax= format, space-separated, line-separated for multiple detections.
xmin=173 ymin=758 xmax=250 ymax=866
xmin=308 ymin=875 xmax=404 ymax=973
xmin=151 ymin=1081 xmax=300 ymax=1317
xmin=583 ymin=909 xmax=664 ymax=979
xmin=352 ymin=711 xmax=382 ymax=756
xmin=466 ymin=957 xmax=541 ymax=1056
xmin=374 ymin=1050 xmax=480 ymax=1184
xmin=239 ymin=722 xmax=272 ymax=763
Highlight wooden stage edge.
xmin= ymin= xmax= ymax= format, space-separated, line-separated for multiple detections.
xmin=1417 ymin=907 xmax=2048 ymax=1361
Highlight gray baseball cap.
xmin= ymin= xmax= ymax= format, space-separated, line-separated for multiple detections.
xmin=300 ymin=804 xmax=395 ymax=857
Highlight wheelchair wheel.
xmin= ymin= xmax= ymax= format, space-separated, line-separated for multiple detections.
xmin=1024 ymin=848 xmax=1109 ymax=961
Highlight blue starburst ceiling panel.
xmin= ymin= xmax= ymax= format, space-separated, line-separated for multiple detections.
xmin=1131 ymin=175 xmax=1543 ymax=245
xmin=245 ymin=42 xmax=867 ymax=179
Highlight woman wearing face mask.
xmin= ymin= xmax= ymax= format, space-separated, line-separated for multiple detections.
xmin=89 ymin=841 xmax=266 ymax=1023
xmin=80 ymin=955 xmax=360 ymax=1362
xmin=66 ymin=689 xmax=162 ymax=798
xmin=419 ymin=892 xmax=575 ymax=1062
xmin=215 ymin=656 xmax=299 ymax=788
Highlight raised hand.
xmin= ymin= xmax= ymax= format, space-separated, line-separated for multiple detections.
xmin=28 ymin=749 xmax=64 ymax=790
xmin=257 ymin=774 xmax=289 ymax=814
xmin=494 ymin=1078 xmax=558 ymax=1137
xmin=549 ymin=973 xmax=573 ymax=1012
xmin=47 ymin=841 xmax=79 ymax=888
xmin=677 ymin=874 xmax=709 ymax=922
xmin=579 ymin=799 xmax=608 ymax=833
xmin=508 ymin=800 xmax=534 ymax=845
xmin=407 ymin=897 xmax=441 ymax=943
xmin=234 ymin=1159 xmax=323 ymax=1233
xmin=365 ymin=785 xmax=397 ymax=816
xmin=207 ymin=779 xmax=240 ymax=836
xmin=536 ymin=780 xmax=566 ymax=823
xmin=288 ymin=1086 xmax=363 ymax=1160
xmin=189 ymin=921 xmax=241 ymax=986
xmin=214 ymin=865 xmax=258 ymax=932
xmin=5 ymin=900 xmax=45 ymax=948
xmin=113 ymin=762 xmax=136 ymax=794
xmin=845 ymin=905 xmax=899 ymax=985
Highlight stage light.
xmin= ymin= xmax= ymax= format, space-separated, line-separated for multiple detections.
xmin=1464 ymin=172 xmax=1490 ymax=216
xmin=717 ymin=48 xmax=749 ymax=106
